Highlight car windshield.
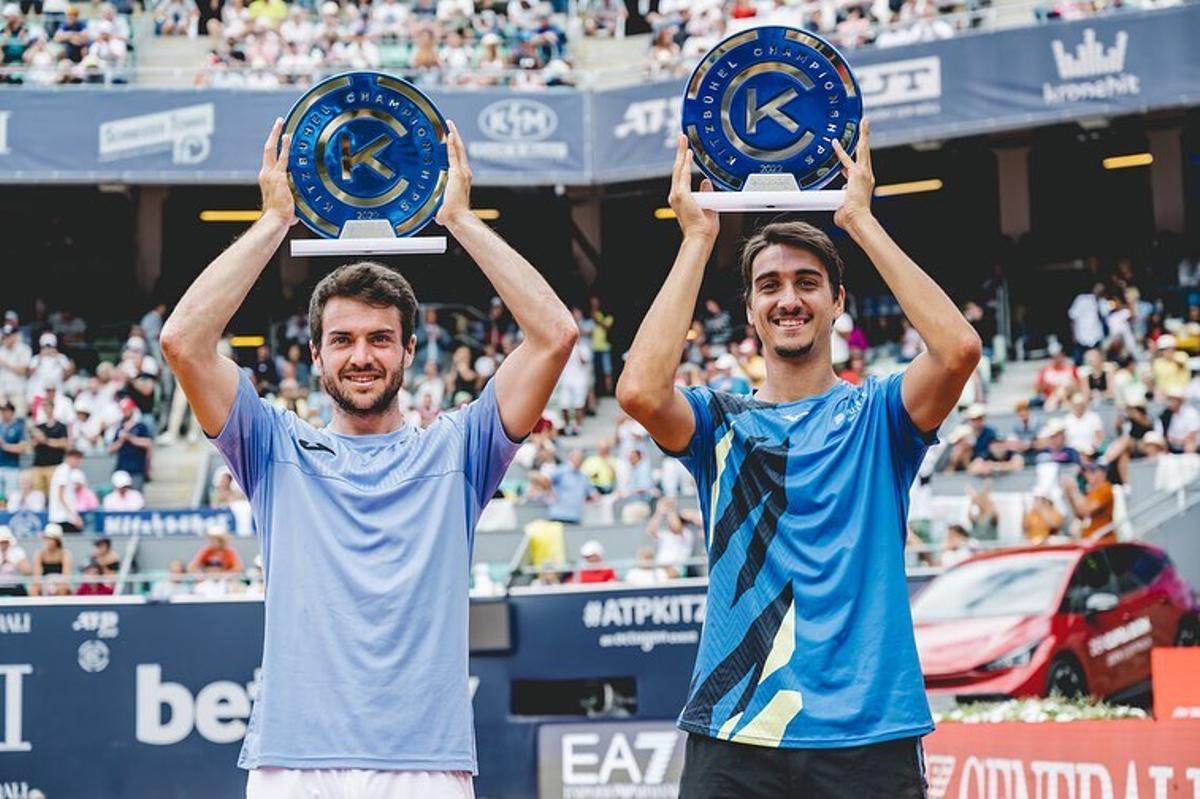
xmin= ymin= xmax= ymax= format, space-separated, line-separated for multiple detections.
xmin=912 ymin=553 xmax=1075 ymax=622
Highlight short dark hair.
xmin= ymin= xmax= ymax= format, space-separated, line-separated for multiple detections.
xmin=739 ymin=221 xmax=844 ymax=303
xmin=66 ymin=449 xmax=83 ymax=459
xmin=308 ymin=262 xmax=419 ymax=350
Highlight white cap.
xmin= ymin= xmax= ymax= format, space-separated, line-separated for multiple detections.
xmin=111 ymin=470 xmax=132 ymax=488
xmin=320 ymin=0 xmax=338 ymax=12
xmin=125 ymin=335 xmax=145 ymax=351
xmin=580 ymin=540 xmax=604 ymax=559
xmin=2 ymin=3 xmax=20 ymax=16
xmin=1167 ymin=386 xmax=1186 ymax=400
xmin=714 ymin=353 xmax=738 ymax=370
xmin=1041 ymin=419 xmax=1067 ymax=437
xmin=0 ymin=526 xmax=13 ymax=543
xmin=1047 ymin=340 xmax=1063 ymax=356
xmin=947 ymin=424 xmax=973 ymax=444
xmin=481 ymin=32 xmax=501 ymax=45
xmin=965 ymin=403 xmax=987 ymax=420
xmin=834 ymin=314 xmax=854 ymax=335
xmin=39 ymin=332 xmax=57 ymax=348
xmin=70 ymin=468 xmax=87 ymax=485
xmin=43 ymin=523 xmax=63 ymax=540
xmin=1157 ymin=334 xmax=1177 ymax=350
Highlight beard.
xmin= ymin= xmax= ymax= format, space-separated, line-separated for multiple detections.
xmin=773 ymin=342 xmax=814 ymax=359
xmin=321 ymin=367 xmax=405 ymax=418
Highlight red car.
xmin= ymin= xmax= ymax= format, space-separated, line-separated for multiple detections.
xmin=913 ymin=542 xmax=1199 ymax=703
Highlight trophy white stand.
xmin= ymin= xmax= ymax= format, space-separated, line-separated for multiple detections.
xmin=290 ymin=219 xmax=447 ymax=257
xmin=692 ymin=174 xmax=844 ymax=213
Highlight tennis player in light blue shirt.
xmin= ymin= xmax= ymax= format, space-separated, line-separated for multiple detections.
xmin=161 ymin=119 xmax=578 ymax=799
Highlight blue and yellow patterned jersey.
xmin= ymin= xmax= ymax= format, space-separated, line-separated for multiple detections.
xmin=669 ymin=373 xmax=935 ymax=748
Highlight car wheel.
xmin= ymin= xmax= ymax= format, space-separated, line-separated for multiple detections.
xmin=1177 ymin=615 xmax=1200 ymax=647
xmin=1046 ymin=654 xmax=1087 ymax=699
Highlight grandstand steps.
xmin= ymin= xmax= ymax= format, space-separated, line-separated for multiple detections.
xmin=144 ymin=440 xmax=208 ymax=508
xmin=133 ymin=20 xmax=211 ymax=86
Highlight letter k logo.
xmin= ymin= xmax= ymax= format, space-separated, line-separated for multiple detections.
xmin=341 ymin=133 xmax=396 ymax=182
xmin=745 ymin=87 xmax=800 ymax=135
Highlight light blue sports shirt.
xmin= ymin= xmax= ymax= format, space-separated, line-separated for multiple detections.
xmin=212 ymin=375 xmax=519 ymax=772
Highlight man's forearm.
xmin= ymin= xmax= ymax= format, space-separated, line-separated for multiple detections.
xmin=618 ymin=233 xmax=714 ymax=405
xmin=161 ymin=213 xmax=290 ymax=359
xmin=844 ymin=214 xmax=978 ymax=368
xmin=443 ymin=212 xmax=573 ymax=346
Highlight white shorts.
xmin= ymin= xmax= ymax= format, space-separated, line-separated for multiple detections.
xmin=246 ymin=768 xmax=475 ymax=799
xmin=558 ymin=379 xmax=588 ymax=410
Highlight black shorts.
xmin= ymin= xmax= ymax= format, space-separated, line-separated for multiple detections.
xmin=679 ymin=732 xmax=927 ymax=799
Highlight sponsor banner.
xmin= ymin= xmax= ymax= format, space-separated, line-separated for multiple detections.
xmin=538 ymin=721 xmax=685 ymax=799
xmin=923 ymin=719 xmax=1200 ymax=799
xmin=0 ymin=508 xmax=237 ymax=537
xmin=0 ymin=5 xmax=1196 ymax=185
xmin=1152 ymin=647 xmax=1200 ymax=722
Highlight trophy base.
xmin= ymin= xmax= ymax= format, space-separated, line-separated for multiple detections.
xmin=691 ymin=173 xmax=844 ymax=213
xmin=290 ymin=220 xmax=447 ymax=257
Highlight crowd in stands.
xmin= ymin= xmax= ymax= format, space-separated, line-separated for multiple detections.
xmin=192 ymin=0 xmax=573 ymax=87
xmin=638 ymin=0 xmax=1185 ymax=76
xmin=0 ymin=1 xmax=130 ymax=84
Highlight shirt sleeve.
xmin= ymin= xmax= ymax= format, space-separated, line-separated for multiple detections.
xmin=881 ymin=372 xmax=937 ymax=487
xmin=451 ymin=379 xmax=523 ymax=508
xmin=662 ymin=385 xmax=717 ymax=491
xmin=208 ymin=374 xmax=277 ymax=500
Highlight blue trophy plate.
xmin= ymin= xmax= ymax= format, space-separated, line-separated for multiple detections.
xmin=681 ymin=26 xmax=862 ymax=192
xmin=282 ymin=71 xmax=449 ymax=239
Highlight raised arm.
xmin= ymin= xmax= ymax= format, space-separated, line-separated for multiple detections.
xmin=615 ymin=136 xmax=719 ymax=453
xmin=436 ymin=121 xmax=576 ymax=439
xmin=832 ymin=120 xmax=982 ymax=433
xmin=159 ymin=119 xmax=297 ymax=437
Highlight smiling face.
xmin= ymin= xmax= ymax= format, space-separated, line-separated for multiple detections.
xmin=745 ymin=243 xmax=843 ymax=362
xmin=311 ymin=297 xmax=414 ymax=418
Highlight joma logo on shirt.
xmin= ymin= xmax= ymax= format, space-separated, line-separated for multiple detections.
xmin=298 ymin=439 xmax=335 ymax=455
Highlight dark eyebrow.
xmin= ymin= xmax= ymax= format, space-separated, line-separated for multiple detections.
xmin=754 ymin=267 xmax=825 ymax=285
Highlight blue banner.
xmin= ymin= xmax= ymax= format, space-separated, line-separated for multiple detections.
xmin=0 ymin=5 xmax=1196 ymax=185
xmin=0 ymin=584 xmax=708 ymax=798
xmin=0 ymin=508 xmax=237 ymax=538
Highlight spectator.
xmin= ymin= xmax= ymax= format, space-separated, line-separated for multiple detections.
xmin=48 ymin=448 xmax=84 ymax=532
xmin=615 ymin=447 xmax=658 ymax=503
xmin=0 ymin=401 xmax=26 ymax=502
xmin=76 ymin=561 xmax=113 ymax=596
xmin=1035 ymin=419 xmax=1082 ymax=466
xmin=90 ymin=536 xmax=119 ymax=574
xmin=0 ymin=325 xmax=31 ymax=413
xmin=898 ymin=317 xmax=925 ymax=362
xmin=30 ymin=398 xmax=69 ymax=495
xmin=31 ymin=523 xmax=70 ymax=596
xmin=589 ymin=297 xmax=614 ymax=396
xmin=831 ymin=312 xmax=853 ymax=372
xmin=1152 ymin=335 xmax=1190 ymax=400
xmin=570 ymin=539 xmax=617 ymax=584
xmin=1080 ymin=348 xmax=1112 ymax=400
xmin=416 ymin=391 xmax=441 ymax=428
xmin=1023 ymin=490 xmax=1064 ymax=545
xmin=70 ymin=398 xmax=106 ymax=454
xmin=701 ymin=298 xmax=733 ymax=346
xmin=471 ymin=562 xmax=502 ymax=595
xmin=150 ymin=559 xmax=189 ymax=600
xmin=26 ymin=332 xmax=71 ymax=403
xmin=102 ymin=469 xmax=145 ymax=510
xmin=965 ymin=404 xmax=1022 ymax=475
xmin=707 ymin=354 xmax=750 ymax=394
xmin=1034 ymin=342 xmax=1081 ymax=410
xmin=534 ymin=448 xmax=595 ymax=524
xmin=252 ymin=344 xmax=280 ymax=396
xmin=1163 ymin=388 xmax=1200 ymax=453
xmin=838 ymin=352 xmax=867 ymax=386
xmin=557 ymin=334 xmax=591 ymax=436
xmin=580 ymin=439 xmax=617 ymax=495
xmin=7 ymin=469 xmax=45 ymax=511
xmin=966 ymin=481 xmax=998 ymax=541
xmin=942 ymin=424 xmax=975 ymax=473
xmin=414 ymin=360 xmax=446 ymax=409
xmin=1062 ymin=392 xmax=1104 ymax=456
xmin=647 ymin=496 xmax=698 ymax=577
xmin=107 ymin=397 xmax=151 ymax=488
xmin=187 ymin=526 xmax=243 ymax=574
xmin=1140 ymin=431 xmax=1168 ymax=459
xmin=1006 ymin=398 xmax=1040 ymax=457
xmin=1060 ymin=462 xmax=1115 ymax=543
xmin=0 ymin=526 xmax=30 ymax=596
xmin=939 ymin=524 xmax=976 ymax=568
xmin=1067 ymin=282 xmax=1108 ymax=363
xmin=624 ymin=546 xmax=671 ymax=585
xmin=71 ymin=468 xmax=98 ymax=512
